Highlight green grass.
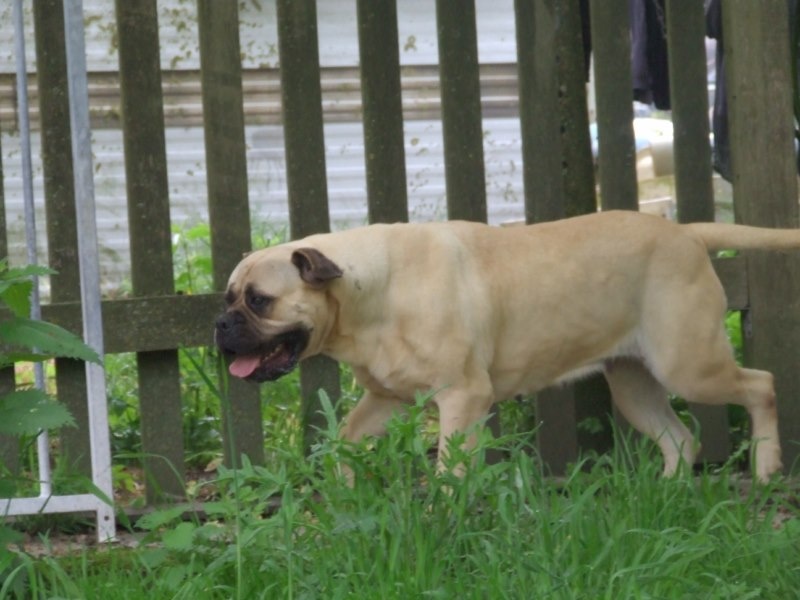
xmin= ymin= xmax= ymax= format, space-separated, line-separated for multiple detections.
xmin=3 ymin=396 xmax=799 ymax=599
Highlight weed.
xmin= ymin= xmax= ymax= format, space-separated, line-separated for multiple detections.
xmin=0 ymin=261 xmax=103 ymax=553
xmin=5 ymin=391 xmax=799 ymax=598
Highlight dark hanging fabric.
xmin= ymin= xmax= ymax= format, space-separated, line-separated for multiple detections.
xmin=630 ymin=0 xmax=671 ymax=110
xmin=706 ymin=0 xmax=799 ymax=181
xmin=580 ymin=0 xmax=592 ymax=82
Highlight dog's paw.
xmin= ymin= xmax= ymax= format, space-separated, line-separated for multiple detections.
xmin=754 ymin=443 xmax=783 ymax=483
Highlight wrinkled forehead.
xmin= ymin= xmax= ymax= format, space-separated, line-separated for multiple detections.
xmin=225 ymin=246 xmax=299 ymax=300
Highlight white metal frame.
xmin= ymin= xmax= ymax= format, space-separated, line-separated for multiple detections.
xmin=0 ymin=0 xmax=115 ymax=543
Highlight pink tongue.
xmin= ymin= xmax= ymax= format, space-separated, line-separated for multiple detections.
xmin=229 ymin=356 xmax=262 ymax=378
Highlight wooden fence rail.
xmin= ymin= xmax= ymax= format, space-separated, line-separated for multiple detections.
xmin=1 ymin=0 xmax=799 ymax=503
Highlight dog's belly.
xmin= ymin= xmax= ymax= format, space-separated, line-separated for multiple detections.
xmin=489 ymin=332 xmax=641 ymax=399
xmin=491 ymin=360 xmax=607 ymax=400
xmin=491 ymin=365 xmax=600 ymax=400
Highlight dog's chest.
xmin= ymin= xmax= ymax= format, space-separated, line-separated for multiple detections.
xmin=345 ymin=341 xmax=444 ymax=399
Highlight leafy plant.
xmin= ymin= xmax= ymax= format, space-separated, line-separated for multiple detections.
xmin=0 ymin=260 xmax=104 ymax=582
xmin=7 ymin=392 xmax=799 ymax=599
xmin=0 ymin=261 xmax=101 ymax=436
xmin=172 ymin=222 xmax=214 ymax=295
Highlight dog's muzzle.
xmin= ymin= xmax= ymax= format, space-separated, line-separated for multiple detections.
xmin=215 ymin=311 xmax=309 ymax=383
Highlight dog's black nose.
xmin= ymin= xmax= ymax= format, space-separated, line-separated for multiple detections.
xmin=215 ymin=313 xmax=231 ymax=332
xmin=215 ymin=311 xmax=243 ymax=332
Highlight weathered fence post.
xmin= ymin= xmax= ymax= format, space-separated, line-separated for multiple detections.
xmin=572 ymin=0 xmax=637 ymax=457
xmin=115 ymin=0 xmax=185 ymax=500
xmin=32 ymin=0 xmax=92 ymax=477
xmin=356 ymin=0 xmax=409 ymax=224
xmin=436 ymin=0 xmax=488 ymax=223
xmin=555 ymin=0 xmax=596 ymax=218
xmin=666 ymin=1 xmax=715 ymax=224
xmin=516 ymin=0 xmax=573 ymax=469
xmin=435 ymin=0 xmax=509 ymax=460
xmin=724 ymin=0 xmax=800 ymax=473
xmin=519 ymin=1 xmax=612 ymax=473
xmin=590 ymin=0 xmax=637 ymax=211
xmin=198 ymin=0 xmax=265 ymax=468
xmin=277 ymin=0 xmax=341 ymax=453
xmin=515 ymin=0 xmax=564 ymax=224
xmin=666 ymin=0 xmax=730 ymax=464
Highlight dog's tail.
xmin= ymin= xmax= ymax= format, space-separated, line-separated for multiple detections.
xmin=685 ymin=222 xmax=800 ymax=252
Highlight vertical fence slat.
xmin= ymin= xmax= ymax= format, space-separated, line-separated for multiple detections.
xmin=530 ymin=2 xmax=612 ymax=474
xmin=115 ymin=0 xmax=184 ymax=500
xmin=666 ymin=1 xmax=715 ymax=223
xmin=0 ymin=123 xmax=17 ymax=472
xmin=198 ymin=0 xmax=265 ymax=468
xmin=356 ymin=0 xmax=409 ymax=224
xmin=724 ymin=0 xmax=800 ymax=474
xmin=32 ymin=0 xmax=92 ymax=477
xmin=435 ymin=0 xmax=488 ymax=222
xmin=518 ymin=0 xmax=576 ymax=473
xmin=580 ymin=0 xmax=635 ymax=468
xmin=198 ymin=0 xmax=253 ymax=290
xmin=589 ymin=0 xmax=638 ymax=211
xmin=515 ymin=0 xmax=580 ymax=473
xmin=277 ymin=0 xmax=333 ymax=238
xmin=666 ymin=0 xmax=729 ymax=465
xmin=515 ymin=0 xmax=564 ymax=223
xmin=436 ymin=0 xmax=507 ymax=459
xmin=277 ymin=0 xmax=341 ymax=453
xmin=555 ymin=0 xmax=596 ymax=217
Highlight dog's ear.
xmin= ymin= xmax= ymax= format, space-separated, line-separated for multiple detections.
xmin=291 ymin=248 xmax=343 ymax=289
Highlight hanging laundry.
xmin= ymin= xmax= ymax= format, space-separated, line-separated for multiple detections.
xmin=630 ymin=0 xmax=671 ymax=110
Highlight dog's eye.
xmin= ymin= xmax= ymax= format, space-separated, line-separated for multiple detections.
xmin=247 ymin=293 xmax=272 ymax=311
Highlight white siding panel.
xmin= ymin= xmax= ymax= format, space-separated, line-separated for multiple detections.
xmin=1 ymin=0 xmax=518 ymax=74
xmin=2 ymin=0 xmax=525 ymax=294
xmin=3 ymin=114 xmax=524 ymax=291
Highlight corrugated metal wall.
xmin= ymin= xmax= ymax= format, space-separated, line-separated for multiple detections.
xmin=1 ymin=0 xmax=526 ymax=291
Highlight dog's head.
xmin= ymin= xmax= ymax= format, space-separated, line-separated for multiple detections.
xmin=215 ymin=245 xmax=343 ymax=382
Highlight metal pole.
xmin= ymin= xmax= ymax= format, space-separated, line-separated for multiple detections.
xmin=13 ymin=0 xmax=51 ymax=499
xmin=62 ymin=0 xmax=116 ymax=542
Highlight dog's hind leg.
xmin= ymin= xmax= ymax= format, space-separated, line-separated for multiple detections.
xmin=604 ymin=359 xmax=698 ymax=476
xmin=663 ymin=362 xmax=780 ymax=482
xmin=644 ymin=311 xmax=781 ymax=482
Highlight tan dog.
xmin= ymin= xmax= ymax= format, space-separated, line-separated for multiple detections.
xmin=215 ymin=210 xmax=800 ymax=482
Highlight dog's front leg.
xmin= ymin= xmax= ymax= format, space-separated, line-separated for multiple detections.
xmin=339 ymin=390 xmax=408 ymax=485
xmin=433 ymin=382 xmax=494 ymax=477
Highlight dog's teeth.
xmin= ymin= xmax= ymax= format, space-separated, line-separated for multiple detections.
xmin=265 ymin=344 xmax=284 ymax=361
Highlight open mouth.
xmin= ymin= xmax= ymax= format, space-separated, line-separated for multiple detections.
xmin=226 ymin=329 xmax=309 ymax=383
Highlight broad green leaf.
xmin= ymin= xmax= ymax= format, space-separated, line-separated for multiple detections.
xmin=0 ymin=352 xmax=56 ymax=369
xmin=0 ymin=318 xmax=101 ymax=364
xmin=0 ymin=264 xmax=53 ymax=300
xmin=0 ymin=279 xmax=32 ymax=317
xmin=162 ymin=522 xmax=197 ymax=551
xmin=136 ymin=505 xmax=188 ymax=531
xmin=184 ymin=223 xmax=211 ymax=240
xmin=0 ymin=264 xmax=53 ymax=281
xmin=0 ymin=525 xmax=23 ymax=548
xmin=0 ymin=389 xmax=76 ymax=435
xmin=199 ymin=500 xmax=232 ymax=516
xmin=138 ymin=547 xmax=169 ymax=569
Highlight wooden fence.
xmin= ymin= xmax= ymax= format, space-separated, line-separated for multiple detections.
xmin=1 ymin=0 xmax=799 ymax=504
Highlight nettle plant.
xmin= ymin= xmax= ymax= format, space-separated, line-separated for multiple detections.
xmin=0 ymin=260 xmax=101 ymax=437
